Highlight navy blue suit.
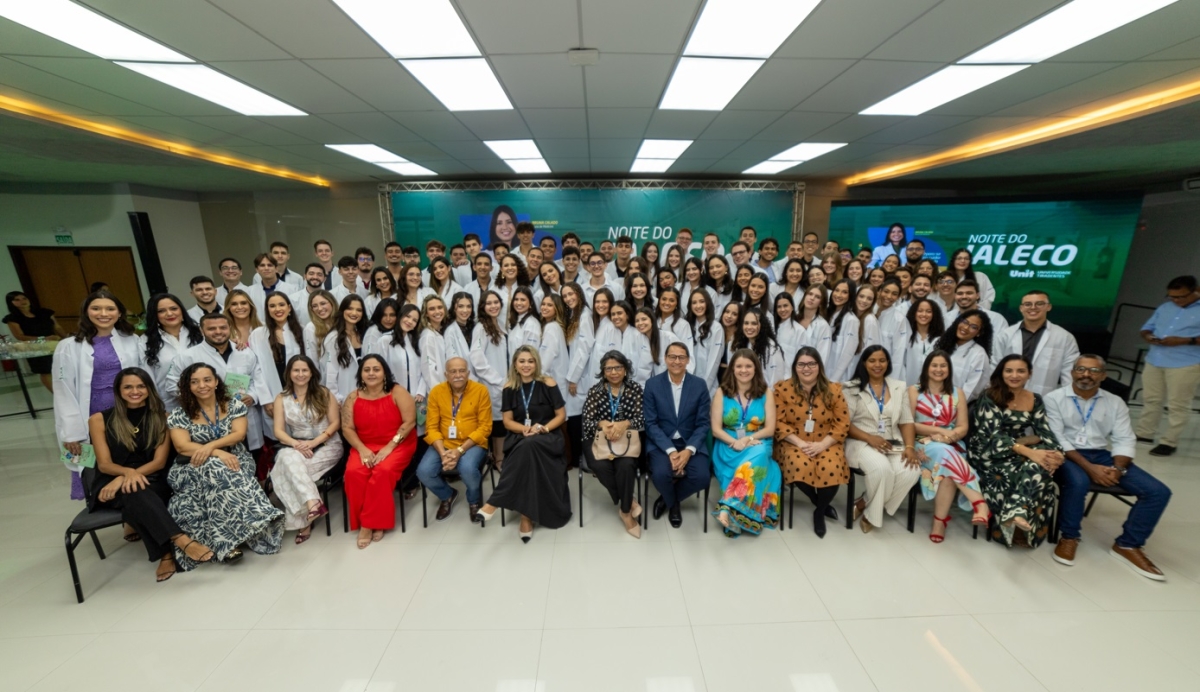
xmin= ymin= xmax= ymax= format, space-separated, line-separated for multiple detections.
xmin=643 ymin=371 xmax=712 ymax=508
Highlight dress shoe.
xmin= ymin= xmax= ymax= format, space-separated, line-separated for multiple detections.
xmin=653 ymin=495 xmax=667 ymax=520
xmin=1111 ymin=544 xmax=1165 ymax=581
xmin=1136 ymin=436 xmax=1154 ymax=444
xmin=1149 ymin=444 xmax=1176 ymax=457
xmin=435 ymin=488 xmax=458 ymax=521
xmin=1053 ymin=537 xmax=1078 ymax=566
xmin=469 ymin=503 xmax=482 ymax=524
xmin=668 ymin=504 xmax=682 ymax=528
xmin=812 ymin=508 xmax=827 ymax=539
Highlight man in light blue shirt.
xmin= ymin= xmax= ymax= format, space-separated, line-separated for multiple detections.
xmin=1135 ymin=275 xmax=1200 ymax=456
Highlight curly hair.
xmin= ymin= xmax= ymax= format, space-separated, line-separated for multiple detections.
xmin=934 ymin=308 xmax=993 ymax=357
xmin=177 ymin=362 xmax=230 ymax=420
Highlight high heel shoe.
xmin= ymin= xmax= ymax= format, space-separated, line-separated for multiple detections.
xmin=476 ymin=505 xmax=498 ymax=522
xmin=970 ymin=499 xmax=992 ymax=526
xmin=930 ymin=515 xmax=951 ymax=543
xmin=812 ymin=507 xmax=827 ymax=539
xmin=519 ymin=521 xmax=534 ymax=543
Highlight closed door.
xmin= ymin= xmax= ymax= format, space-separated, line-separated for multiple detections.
xmin=9 ymin=247 xmax=144 ymax=334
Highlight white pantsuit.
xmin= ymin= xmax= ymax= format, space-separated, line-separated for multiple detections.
xmin=843 ymin=377 xmax=920 ymax=528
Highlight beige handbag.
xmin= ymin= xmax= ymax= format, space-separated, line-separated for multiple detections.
xmin=592 ymin=428 xmax=642 ymax=460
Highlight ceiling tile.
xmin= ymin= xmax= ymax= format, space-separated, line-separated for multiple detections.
xmin=542 ymin=157 xmax=592 ymax=172
xmin=462 ymin=159 xmax=515 ymax=174
xmin=995 ymin=60 xmax=1200 ymax=118
xmin=666 ymin=158 xmax=719 ymax=173
xmin=0 ymin=19 xmax=93 ymax=58
xmin=491 ymin=55 xmax=585 ymax=108
xmin=458 ymin=0 xmax=580 ymax=54
xmin=857 ymin=115 xmax=973 ymax=145
xmin=536 ymin=139 xmax=590 ymax=158
xmin=318 ymin=112 xmax=422 ymax=143
xmin=810 ymin=114 xmax=910 ymax=141
xmin=454 ymin=110 xmax=532 ymax=140
xmin=250 ymin=116 xmax=360 ymax=144
xmin=727 ymin=58 xmax=856 ymax=111
xmin=794 ymin=60 xmax=943 ymax=114
xmin=386 ymin=112 xmax=477 ymax=141
xmin=677 ymin=139 xmax=743 ymax=159
xmin=84 ymin=0 xmax=291 ymax=61
xmin=748 ymin=111 xmax=847 ymax=142
xmin=304 ymin=59 xmax=443 ymax=112
xmin=581 ymin=0 xmax=700 ymax=55
xmin=427 ymin=140 xmax=495 ymax=160
xmin=584 ymin=54 xmax=674 ymax=108
xmin=375 ymin=141 xmax=453 ymax=160
xmin=775 ymin=0 xmax=941 ymax=59
xmin=207 ymin=0 xmax=389 ymax=59
xmin=187 ymin=116 xmax=314 ymax=146
xmin=209 ymin=60 xmax=374 ymax=114
xmin=1142 ymin=34 xmax=1200 ymax=61
xmin=520 ymin=109 xmax=589 ymax=138
xmin=933 ymin=62 xmax=1121 ymax=117
xmin=587 ymin=139 xmax=642 ymax=159
xmin=589 ymin=157 xmax=636 ymax=174
xmin=586 ymin=108 xmax=652 ymax=139
xmin=867 ymin=0 xmax=1062 ymax=62
xmin=644 ymin=110 xmax=717 ymax=139
xmin=698 ymin=111 xmax=784 ymax=140
xmin=906 ymin=116 xmax=1043 ymax=147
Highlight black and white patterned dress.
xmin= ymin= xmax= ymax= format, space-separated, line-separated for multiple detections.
xmin=167 ymin=398 xmax=284 ymax=569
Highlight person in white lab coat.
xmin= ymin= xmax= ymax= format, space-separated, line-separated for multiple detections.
xmin=948 ymin=249 xmax=996 ymax=311
xmin=875 ymin=279 xmax=907 ymax=363
xmin=215 ymin=257 xmax=249 ymax=306
xmin=186 ymin=276 xmax=222 ymax=324
xmin=362 ymin=298 xmax=398 ymax=356
xmin=506 ymin=287 xmax=543 ymax=355
xmin=538 ymin=294 xmax=571 ymax=406
xmin=250 ymin=241 xmax=303 ymax=294
xmin=853 ymin=283 xmax=882 ymax=355
xmin=704 ymin=255 xmax=736 ymax=317
xmin=166 ymin=313 xmax=270 ymax=451
xmin=994 ymin=290 xmax=1079 ymax=396
xmin=365 ymin=267 xmax=400 ymax=317
xmin=793 ymin=285 xmax=833 ymax=366
xmin=655 ymin=287 xmax=693 ymax=353
xmin=287 ymin=263 xmax=331 ymax=328
xmin=773 ymin=293 xmax=803 ymax=367
xmin=223 ymin=289 xmax=261 ymax=352
xmin=378 ymin=304 xmax=427 ymax=407
xmin=945 ymin=280 xmax=1008 ymax=366
xmin=396 ymin=264 xmax=433 ymax=310
xmin=418 ymin=295 xmax=448 ymax=393
xmin=825 ymin=279 xmax=862 ymax=383
xmin=933 ymin=310 xmax=993 ymax=401
xmin=301 ymin=290 xmax=338 ymax=377
xmin=321 ymin=295 xmax=368 ymax=404
xmin=686 ymin=287 xmax=722 ymax=396
xmin=733 ymin=307 xmax=788 ymax=386
xmin=142 ymin=294 xmax=203 ymax=413
xmin=895 ymin=298 xmax=946 ymax=387
xmin=469 ymin=290 xmax=510 ymax=465
xmin=426 ymin=257 xmax=464 ymax=304
xmin=443 ymin=291 xmax=475 ymax=367
xmin=53 ymin=290 xmax=146 ymax=500
xmin=249 ymin=293 xmax=305 ymax=424
xmin=628 ymin=306 xmax=684 ymax=384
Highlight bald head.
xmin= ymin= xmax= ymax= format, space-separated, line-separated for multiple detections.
xmin=445 ymin=357 xmax=470 ymax=391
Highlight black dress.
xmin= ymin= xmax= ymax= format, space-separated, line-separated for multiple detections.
xmin=3 ymin=308 xmax=55 ymax=374
xmin=85 ymin=407 xmax=181 ymax=561
xmin=487 ymin=380 xmax=572 ymax=528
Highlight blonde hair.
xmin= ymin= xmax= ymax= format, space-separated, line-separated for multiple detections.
xmin=503 ymin=345 xmax=547 ymax=389
xmin=308 ymin=290 xmax=337 ymax=359
xmin=224 ymin=289 xmax=262 ymax=344
xmin=419 ymin=294 xmax=446 ymax=333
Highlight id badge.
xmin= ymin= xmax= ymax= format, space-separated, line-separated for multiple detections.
xmin=804 ymin=418 xmax=815 ymax=434
xmin=736 ymin=425 xmax=746 ymax=438
xmin=1074 ymin=431 xmax=1089 ymax=447
xmin=448 ymin=424 xmax=458 ymax=440
xmin=877 ymin=417 xmax=887 ymax=435
xmin=524 ymin=417 xmax=532 ymax=428
xmin=931 ymin=404 xmax=943 ymax=418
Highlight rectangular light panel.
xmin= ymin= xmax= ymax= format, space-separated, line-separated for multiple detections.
xmin=660 ymin=57 xmax=764 ymax=111
xmin=861 ymin=65 xmax=1028 ymax=116
xmin=331 ymin=0 xmax=480 ymax=59
xmin=484 ymin=140 xmax=542 ymax=159
xmin=0 ymin=0 xmax=190 ymax=62
xmin=743 ymin=160 xmax=798 ymax=175
xmin=684 ymin=0 xmax=821 ymax=59
xmin=378 ymin=162 xmax=437 ymax=176
xmin=961 ymin=0 xmax=1179 ymax=64
xmin=630 ymin=159 xmax=674 ymax=173
xmin=635 ymin=139 xmax=694 ymax=159
xmin=401 ymin=58 xmax=512 ymax=111
xmin=325 ymin=144 xmax=407 ymax=162
xmin=116 ymin=62 xmax=305 ymax=116
xmin=505 ymin=158 xmax=551 ymax=174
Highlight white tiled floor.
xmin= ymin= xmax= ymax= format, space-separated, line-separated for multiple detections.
xmin=3 ymin=380 xmax=1200 ymax=691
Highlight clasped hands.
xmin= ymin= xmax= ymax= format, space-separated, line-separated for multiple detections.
xmin=729 ymin=435 xmax=760 ymax=452
xmin=189 ymin=442 xmax=239 ymax=471
xmin=98 ymin=470 xmax=150 ymax=502
xmin=598 ymin=419 xmax=628 ymax=441
xmin=439 ymin=446 xmax=462 ymax=471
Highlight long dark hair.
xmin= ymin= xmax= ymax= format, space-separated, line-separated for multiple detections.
xmin=734 ymin=307 xmax=779 ymax=365
xmin=282 ymin=355 xmax=330 ymax=421
xmin=682 ymin=256 xmax=705 ymax=288
xmin=507 ymin=286 xmax=537 ymax=331
xmin=109 ymin=367 xmax=167 ymax=451
xmin=687 ymin=287 xmax=715 ymax=343
xmin=634 ymin=306 xmax=663 ymax=366
xmin=656 ymin=286 xmax=685 ymax=334
xmin=773 ymin=292 xmax=799 ymax=329
xmin=178 ymin=362 xmax=229 ymax=420
xmin=918 ymin=349 xmax=955 ymax=395
xmin=719 ymin=347 xmax=768 ymax=400
xmin=560 ymin=283 xmax=584 ymax=343
xmin=477 ymin=290 xmax=505 ymax=345
xmin=332 ymin=294 xmax=369 ymax=368
xmin=778 ymin=258 xmax=806 ymax=289
xmin=370 ymin=266 xmax=396 ymax=298
xmin=395 ymin=303 xmax=423 ymax=356
xmin=984 ymin=355 xmax=1031 ymax=409
xmin=369 ymin=297 xmax=400 ymax=336
xmin=489 ymin=204 xmax=517 ymax=245
xmin=450 ymin=291 xmax=476 ymax=347
xmin=849 ymin=344 xmax=892 ymax=392
xmin=704 ymin=255 xmax=733 ymax=295
xmin=730 ymin=265 xmax=755 ymax=304
xmin=498 ymin=253 xmax=531 ymax=289
xmin=935 ymin=308 xmax=993 ymax=356
xmin=4 ymin=290 xmax=31 ymax=317
xmin=906 ymin=298 xmax=945 ymax=346
xmin=949 ymin=248 xmax=977 ymax=283
xmin=591 ymin=287 xmax=615 ymax=334
xmin=427 ymin=257 xmax=454 ymax=296
xmin=624 ymin=272 xmax=654 ymax=312
xmin=73 ymin=290 xmax=135 ymax=343
xmin=827 ymin=278 xmax=857 ymax=342
xmin=788 ymin=346 xmax=836 ymax=412
xmin=265 ymin=292 xmax=306 ymax=363
xmin=143 ymin=293 xmax=202 ymax=367
xmin=355 ymin=353 xmax=398 ymax=391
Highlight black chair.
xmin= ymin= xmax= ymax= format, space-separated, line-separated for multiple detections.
xmin=272 ymin=442 xmax=344 ymax=537
xmin=844 ymin=467 xmax=866 ymax=529
xmin=420 ymin=451 xmax=497 ymax=528
xmin=838 ymin=467 xmax=923 ymax=533
xmin=1049 ymin=482 xmax=1134 ymax=543
xmin=639 ymin=461 xmax=710 ymax=533
xmin=64 ymin=507 xmax=123 ymax=604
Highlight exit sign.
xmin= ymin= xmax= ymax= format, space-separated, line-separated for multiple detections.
xmin=54 ymin=228 xmax=73 ymax=245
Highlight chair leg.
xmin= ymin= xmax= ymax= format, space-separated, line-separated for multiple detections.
xmin=90 ymin=530 xmax=106 ymax=559
xmin=578 ymin=467 xmax=584 ymax=528
xmin=845 ymin=474 xmax=855 ymax=530
xmin=1083 ymin=492 xmax=1100 ymax=518
xmin=787 ymin=483 xmax=794 ymax=530
xmin=702 ymin=482 xmax=709 ymax=534
xmin=421 ymin=485 xmax=428 ymax=529
xmin=906 ymin=485 xmax=918 ymax=533
xmin=320 ymin=484 xmax=332 ymax=537
xmin=398 ymin=486 xmax=407 ymax=533
xmin=65 ymin=529 xmax=84 ymax=604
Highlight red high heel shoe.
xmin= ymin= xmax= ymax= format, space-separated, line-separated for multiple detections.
xmin=930 ymin=515 xmax=951 ymax=543
xmin=971 ymin=500 xmax=992 ymax=526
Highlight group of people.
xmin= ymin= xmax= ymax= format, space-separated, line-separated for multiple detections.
xmin=31 ymin=226 xmax=1195 ymax=585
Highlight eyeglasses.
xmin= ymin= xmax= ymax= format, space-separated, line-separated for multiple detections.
xmin=665 ymin=354 xmax=688 ymax=362
xmin=1020 ymin=301 xmax=1049 ymax=308
xmin=938 ymin=278 xmax=956 ymax=285
xmin=960 ymin=322 xmax=981 ymax=332
xmin=603 ymin=365 xmax=625 ymax=373
xmin=795 ymin=362 xmax=819 ymax=370
xmin=356 ymin=256 xmax=373 ymax=262
xmin=1072 ymin=366 xmax=1105 ymax=375
xmin=219 ymin=265 xmax=239 ymax=271
xmin=588 ymin=261 xmax=604 ymax=267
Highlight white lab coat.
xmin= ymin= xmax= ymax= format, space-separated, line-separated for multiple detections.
xmin=776 ymin=319 xmax=802 ymax=368
xmin=590 ymin=322 xmax=627 ymax=393
xmin=897 ymin=331 xmax=936 ymax=388
xmin=186 ymin=305 xmax=221 ymax=324
xmin=860 ymin=313 xmax=881 ymax=352
xmin=321 ymin=332 xmax=362 ymax=404
xmin=443 ymin=322 xmax=473 ymax=366
xmin=994 ymin=321 xmax=1080 ymax=395
xmin=53 ymin=333 xmax=145 ymax=448
xmin=432 ymin=280 xmax=465 ymax=303
xmin=166 ymin=341 xmax=270 ymax=449
xmin=658 ymin=316 xmax=693 ymax=354
xmin=963 ymin=271 xmax=996 ymax=311
xmin=945 ymin=306 xmax=1009 ymax=367
xmin=566 ymin=315 xmax=600 ymax=417
xmin=582 ymin=279 xmax=624 ymax=306
xmin=216 ymin=282 xmax=249 ymax=306
xmin=795 ymin=316 xmax=833 ymax=366
xmin=288 ymin=288 xmax=317 ymax=327
xmin=877 ymin=306 xmax=906 ymax=361
xmin=507 ymin=314 xmax=542 ymax=355
xmin=419 ymin=329 xmax=447 ymax=391
xmin=760 ymin=341 xmax=789 ymax=386
xmin=249 ymin=326 xmax=303 ymax=405
xmin=827 ymin=312 xmax=861 ymax=383
xmin=692 ymin=325 xmax=723 ymax=397
xmin=302 ymin=322 xmax=328 ymax=377
xmin=376 ymin=332 xmax=427 ymax=402
xmin=142 ymin=329 xmax=196 ymax=412
xmin=469 ymin=323 xmax=509 ymax=420
xmin=362 ymin=325 xmax=391 ymax=356
xmin=252 ymin=269 xmax=303 ymax=294
xmin=948 ymin=341 xmax=990 ymax=401
xmin=539 ymin=321 xmax=570 ymax=406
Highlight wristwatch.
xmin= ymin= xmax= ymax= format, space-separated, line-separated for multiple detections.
xmin=1115 ymin=464 xmax=1129 ymax=476
xmin=391 ymin=432 xmax=402 ymax=444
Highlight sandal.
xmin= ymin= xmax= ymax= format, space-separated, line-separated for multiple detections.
xmin=970 ymin=500 xmax=991 ymax=526
xmin=295 ymin=528 xmax=313 ymax=545
xmin=356 ymin=529 xmax=372 ymax=549
xmin=224 ymin=548 xmax=244 ymax=564
xmin=306 ymin=502 xmax=328 ymax=522
xmin=371 ymin=530 xmax=385 ymax=543
xmin=123 ymin=523 xmax=141 ymax=543
xmin=178 ymin=539 xmax=214 ymax=563
xmin=930 ymin=515 xmax=951 ymax=543
xmin=156 ymin=555 xmax=176 ymax=582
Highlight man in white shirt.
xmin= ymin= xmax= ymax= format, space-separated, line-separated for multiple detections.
xmin=605 ymin=235 xmax=635 ymax=280
xmin=725 ymin=226 xmax=760 ymax=267
xmin=513 ymin=222 xmax=537 ymax=262
xmin=448 ymin=243 xmax=473 ymax=287
xmin=583 ymin=251 xmax=624 ymax=305
xmin=947 ymin=280 xmax=1007 ymax=365
xmin=701 ymin=232 xmax=723 ymax=262
xmin=560 ymin=247 xmax=582 ymax=285
xmin=289 ymin=263 xmax=329 ymax=327
xmin=662 ymin=227 xmax=694 ymax=262
xmin=251 ymin=241 xmax=302 ymax=293
xmin=643 ymin=342 xmax=712 ymax=528
xmin=381 ymin=242 xmax=404 ymax=286
xmin=313 ymin=239 xmax=335 ymax=290
xmin=726 ymin=240 xmax=753 ymax=271
xmin=353 ymin=247 xmax=375 ymax=298
xmin=1044 ymin=355 xmax=1172 ymax=581
xmin=187 ymin=276 xmax=221 ymax=322
xmin=751 ymin=238 xmax=779 ymax=281
xmin=995 ymin=290 xmax=1078 ymax=395
xmin=215 ymin=257 xmax=248 ymax=305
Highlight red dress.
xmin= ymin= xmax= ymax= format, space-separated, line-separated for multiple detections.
xmin=344 ymin=389 xmax=417 ymax=530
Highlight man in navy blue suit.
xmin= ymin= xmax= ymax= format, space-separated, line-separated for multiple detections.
xmin=643 ymin=342 xmax=712 ymax=528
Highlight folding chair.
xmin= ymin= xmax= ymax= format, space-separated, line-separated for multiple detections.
xmin=420 ymin=452 xmax=496 ymax=528
xmin=64 ymin=506 xmax=123 ymax=604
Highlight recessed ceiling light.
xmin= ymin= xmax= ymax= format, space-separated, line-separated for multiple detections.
xmin=115 ymin=62 xmax=305 ymax=116
xmin=400 ymin=58 xmax=512 ymax=111
xmin=743 ymin=160 xmax=798 ymax=175
xmin=860 ymin=65 xmax=1028 ymax=116
xmin=769 ymin=142 xmax=847 ymax=161
xmin=505 ymin=158 xmax=551 ymax=174
xmin=331 ymin=0 xmax=479 ymax=59
xmin=484 ymin=140 xmax=542 ymax=159
xmin=0 ymin=0 xmax=190 ymax=62
xmin=960 ymin=0 xmax=1178 ymax=65
xmin=660 ymin=57 xmax=764 ymax=111
xmin=325 ymin=144 xmax=408 ymax=163
xmin=635 ymin=139 xmax=694 ymax=159
xmin=630 ymin=159 xmax=674 ymax=173
xmin=378 ymin=162 xmax=437 ymax=176
xmin=684 ymin=0 xmax=820 ymax=59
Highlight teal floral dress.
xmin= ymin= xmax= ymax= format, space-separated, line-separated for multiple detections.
xmin=968 ymin=394 xmax=1061 ymax=548
xmin=711 ymin=392 xmax=780 ymax=537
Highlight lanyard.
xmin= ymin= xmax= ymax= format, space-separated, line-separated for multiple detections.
xmin=867 ymin=383 xmax=887 ymax=416
xmin=607 ymin=384 xmax=624 ymax=420
xmin=922 ymin=391 xmax=945 ymax=417
xmin=1071 ymin=395 xmax=1098 ymax=428
xmin=450 ymin=389 xmax=465 ymax=422
xmin=200 ymin=405 xmax=223 ymax=438
xmin=737 ymin=393 xmax=752 ymax=428
xmin=520 ymin=382 xmax=535 ymax=416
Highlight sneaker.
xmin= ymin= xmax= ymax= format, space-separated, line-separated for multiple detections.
xmin=1110 ymin=544 xmax=1165 ymax=581
xmin=1149 ymin=444 xmax=1176 ymax=457
xmin=1053 ymin=537 xmax=1079 ymax=566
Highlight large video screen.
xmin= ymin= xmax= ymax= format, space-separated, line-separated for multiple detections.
xmin=828 ymin=197 xmax=1142 ymax=330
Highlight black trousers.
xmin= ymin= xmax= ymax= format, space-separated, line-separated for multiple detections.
xmin=95 ymin=473 xmax=181 ymax=561
xmin=796 ymin=483 xmax=838 ymax=510
xmin=584 ymin=447 xmax=637 ymax=513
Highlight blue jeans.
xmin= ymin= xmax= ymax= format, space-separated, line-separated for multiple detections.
xmin=416 ymin=445 xmax=487 ymax=505
xmin=1055 ymin=449 xmax=1172 ymax=548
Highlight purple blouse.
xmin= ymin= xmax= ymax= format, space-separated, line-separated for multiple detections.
xmin=89 ymin=335 xmax=121 ymax=415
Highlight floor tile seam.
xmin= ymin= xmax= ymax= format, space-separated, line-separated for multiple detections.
xmin=393 ymin=540 xmax=455 ymax=632
xmin=361 ymin=629 xmax=401 ymax=687
xmin=190 ymin=628 xmax=254 ymax=692
xmin=13 ymin=631 xmax=101 ymax=692
xmin=966 ymin=613 xmax=1053 ymax=692
xmin=830 ymin=619 xmax=884 ymax=692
